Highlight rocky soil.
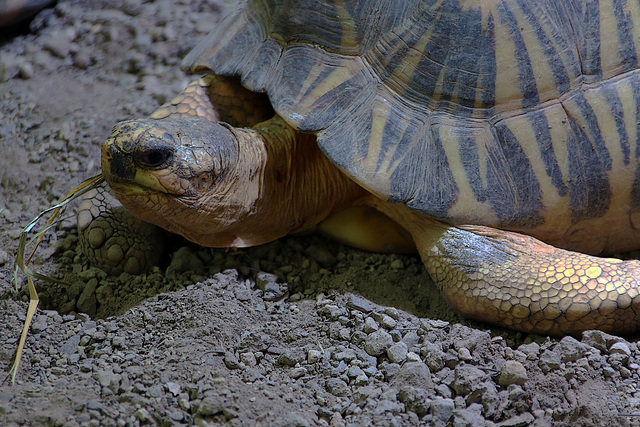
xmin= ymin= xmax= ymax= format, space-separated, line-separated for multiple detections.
xmin=1 ymin=1 xmax=640 ymax=426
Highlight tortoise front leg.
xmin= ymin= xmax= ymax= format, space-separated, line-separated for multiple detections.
xmin=371 ymin=201 xmax=640 ymax=337
xmin=77 ymin=189 xmax=166 ymax=275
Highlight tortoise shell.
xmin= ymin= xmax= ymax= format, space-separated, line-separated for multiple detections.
xmin=183 ymin=0 xmax=640 ymax=254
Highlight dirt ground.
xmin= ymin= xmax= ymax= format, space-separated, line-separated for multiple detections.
xmin=1 ymin=1 xmax=640 ymax=426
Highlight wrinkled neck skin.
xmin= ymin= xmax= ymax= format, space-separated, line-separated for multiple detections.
xmin=165 ymin=117 xmax=366 ymax=248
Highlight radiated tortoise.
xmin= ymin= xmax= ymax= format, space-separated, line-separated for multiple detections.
xmin=82 ymin=0 xmax=640 ymax=337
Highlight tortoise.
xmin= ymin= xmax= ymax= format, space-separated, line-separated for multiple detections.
xmin=80 ymin=0 xmax=640 ymax=337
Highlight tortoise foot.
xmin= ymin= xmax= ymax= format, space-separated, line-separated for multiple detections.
xmin=77 ymin=188 xmax=166 ymax=275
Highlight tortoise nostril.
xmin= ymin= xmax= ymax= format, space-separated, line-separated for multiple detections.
xmin=103 ymin=145 xmax=113 ymax=160
xmin=134 ymin=145 xmax=173 ymax=169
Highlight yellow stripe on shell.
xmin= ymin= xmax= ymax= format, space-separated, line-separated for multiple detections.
xmin=619 ymin=79 xmax=639 ymax=161
xmin=292 ymin=54 xmax=365 ymax=127
xmin=629 ymin=0 xmax=640 ymax=64
xmin=458 ymin=0 xmax=496 ymax=28
xmin=439 ymin=122 xmax=499 ymax=224
xmin=374 ymin=22 xmax=437 ymax=100
xmin=599 ymin=0 xmax=623 ymax=80
xmin=492 ymin=5 xmax=524 ymax=114
xmin=334 ymin=1 xmax=358 ymax=54
xmin=507 ymin=4 xmax=561 ymax=104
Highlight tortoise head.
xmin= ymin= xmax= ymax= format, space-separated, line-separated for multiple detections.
xmin=102 ymin=118 xmax=268 ymax=247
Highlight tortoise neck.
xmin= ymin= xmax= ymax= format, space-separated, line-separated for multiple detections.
xmin=188 ymin=116 xmax=365 ymax=248
xmin=249 ymin=117 xmax=366 ymax=237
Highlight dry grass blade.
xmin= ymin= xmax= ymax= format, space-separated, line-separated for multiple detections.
xmin=7 ymin=174 xmax=105 ymax=385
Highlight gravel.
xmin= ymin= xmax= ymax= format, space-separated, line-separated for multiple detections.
xmin=2 ymin=0 xmax=640 ymax=426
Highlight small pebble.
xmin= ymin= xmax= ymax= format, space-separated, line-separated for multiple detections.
xmin=603 ymin=366 xmax=616 ymax=378
xmin=384 ymin=307 xmax=399 ymax=320
xmin=278 ymin=348 xmax=305 ymax=366
xmin=517 ymin=342 xmax=540 ymax=360
xmin=401 ymin=330 xmax=420 ymax=347
xmin=136 ymin=408 xmax=154 ymax=423
xmin=363 ymin=317 xmax=379 ymax=333
xmin=86 ymin=400 xmax=103 ymax=411
xmin=197 ymin=396 xmax=224 ymax=416
xmin=499 ymin=360 xmax=528 ymax=387
xmin=609 ymin=342 xmax=631 ymax=359
xmin=452 ymin=365 xmax=486 ymax=395
xmin=347 ymin=294 xmax=377 ymax=313
xmin=498 ymin=412 xmax=535 ymax=426
xmin=347 ymin=366 xmax=364 ymax=378
xmin=508 ymin=385 xmax=526 ymax=401
xmin=458 ymin=347 xmax=473 ymax=361
xmin=166 ymin=382 xmax=181 ymax=396
xmin=556 ymin=336 xmax=589 ymax=362
xmin=354 ymin=373 xmax=369 ymax=386
xmin=390 ymin=259 xmax=404 ymax=270
xmin=406 ymin=352 xmax=421 ymax=363
xmin=19 ymin=62 xmax=34 ymax=79
xmin=431 ymin=398 xmax=455 ymax=423
xmin=224 ymin=352 xmax=242 ymax=369
xmin=240 ymin=352 xmax=257 ymax=367
xmin=353 ymin=385 xmax=382 ymax=403
xmin=307 ymin=349 xmax=322 ymax=364
xmin=73 ymin=48 xmax=94 ymax=69
xmin=390 ymin=362 xmax=433 ymax=389
xmin=234 ymin=288 xmax=251 ymax=301
xmin=380 ymin=315 xmax=397 ymax=330
xmin=364 ymin=330 xmax=393 ymax=356
xmin=538 ymin=350 xmax=562 ymax=373
xmin=452 ymin=403 xmax=484 ymax=427
xmin=290 ymin=367 xmax=307 ymax=379
xmin=43 ymin=28 xmax=77 ymax=58
xmin=325 ymin=378 xmax=349 ymax=397
xmin=387 ymin=342 xmax=408 ymax=364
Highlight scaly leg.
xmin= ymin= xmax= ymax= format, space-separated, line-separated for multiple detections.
xmin=77 ymin=189 xmax=165 ymax=275
xmin=371 ymin=200 xmax=640 ymax=336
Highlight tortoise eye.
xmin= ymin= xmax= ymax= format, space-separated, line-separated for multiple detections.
xmin=134 ymin=144 xmax=173 ymax=169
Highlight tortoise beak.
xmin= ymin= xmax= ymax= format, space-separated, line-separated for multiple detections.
xmin=102 ymin=142 xmax=136 ymax=182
